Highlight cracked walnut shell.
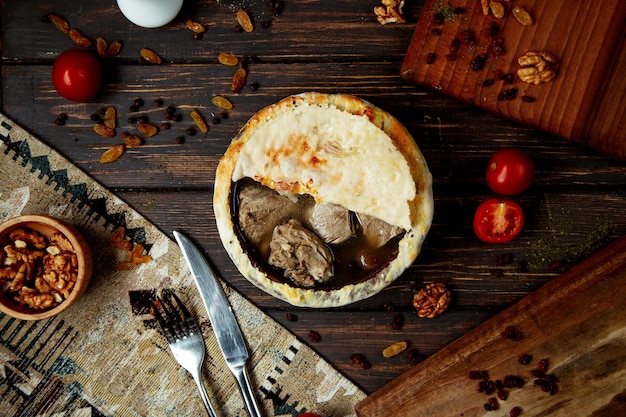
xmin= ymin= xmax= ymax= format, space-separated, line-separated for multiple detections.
xmin=412 ymin=282 xmax=451 ymax=318
xmin=517 ymin=51 xmax=558 ymax=85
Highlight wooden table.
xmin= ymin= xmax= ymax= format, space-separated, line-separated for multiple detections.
xmin=2 ymin=0 xmax=625 ymax=396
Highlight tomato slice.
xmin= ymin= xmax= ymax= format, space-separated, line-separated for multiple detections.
xmin=473 ymin=199 xmax=524 ymax=244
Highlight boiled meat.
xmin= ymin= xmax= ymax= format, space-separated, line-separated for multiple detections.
xmin=309 ymin=202 xmax=355 ymax=244
xmin=237 ymin=180 xmax=298 ymax=248
xmin=268 ymin=220 xmax=334 ymax=288
xmin=358 ymin=213 xmax=404 ymax=248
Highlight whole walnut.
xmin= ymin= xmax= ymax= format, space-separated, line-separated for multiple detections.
xmin=412 ymin=282 xmax=451 ymax=318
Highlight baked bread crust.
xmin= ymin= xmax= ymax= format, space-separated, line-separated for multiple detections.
xmin=214 ymin=92 xmax=433 ymax=307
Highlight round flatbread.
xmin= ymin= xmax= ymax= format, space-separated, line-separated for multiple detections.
xmin=214 ymin=92 xmax=433 ymax=307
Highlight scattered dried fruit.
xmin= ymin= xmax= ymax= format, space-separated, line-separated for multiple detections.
xmin=185 ymin=19 xmax=206 ymax=34
xmin=93 ymin=123 xmax=116 ymax=138
xmin=350 ymin=353 xmax=371 ymax=369
xmin=110 ymin=226 xmax=133 ymax=251
xmin=122 ymin=134 xmax=144 ymax=147
xmin=231 ymin=67 xmax=247 ymax=93
xmin=382 ymin=341 xmax=408 ymax=358
xmin=108 ymin=40 xmax=123 ymax=57
xmin=99 ymin=144 xmax=125 ymax=163
xmin=48 ymin=14 xmax=70 ymax=34
xmin=308 ymin=330 xmax=321 ymax=343
xmin=211 ymin=95 xmax=234 ymax=110
xmin=68 ymin=28 xmax=91 ymax=48
xmin=190 ymin=110 xmax=209 ymax=134
xmin=489 ymin=1 xmax=505 ymax=19
xmin=140 ymin=48 xmax=162 ymax=64
xmin=104 ymin=106 xmax=117 ymax=129
xmin=512 ymin=6 xmax=533 ymax=26
xmin=137 ymin=122 xmax=159 ymax=137
xmin=96 ymin=37 xmax=108 ymax=58
xmin=236 ymin=9 xmax=254 ymax=32
xmin=218 ymin=52 xmax=239 ymax=66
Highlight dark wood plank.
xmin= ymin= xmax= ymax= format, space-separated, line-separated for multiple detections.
xmin=3 ymin=63 xmax=626 ymax=189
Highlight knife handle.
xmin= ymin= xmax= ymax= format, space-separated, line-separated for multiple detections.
xmin=232 ymin=362 xmax=263 ymax=417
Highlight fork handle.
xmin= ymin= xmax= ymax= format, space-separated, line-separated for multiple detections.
xmin=232 ymin=363 xmax=263 ymax=417
xmin=190 ymin=370 xmax=219 ymax=417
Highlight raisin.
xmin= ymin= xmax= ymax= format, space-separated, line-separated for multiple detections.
xmin=308 ymin=330 xmax=321 ymax=343
xmin=510 ymin=407 xmax=522 ymax=417
xmin=390 ymin=313 xmax=404 ymax=330
xmin=285 ymin=313 xmax=297 ymax=322
xmin=350 ymin=353 xmax=371 ymax=369
xmin=518 ymin=354 xmax=532 ymax=365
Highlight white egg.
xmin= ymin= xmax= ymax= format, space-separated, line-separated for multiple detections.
xmin=117 ymin=0 xmax=184 ymax=28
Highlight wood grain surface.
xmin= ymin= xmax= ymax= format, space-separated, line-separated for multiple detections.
xmin=355 ymin=235 xmax=626 ymax=416
xmin=1 ymin=0 xmax=626 ymax=397
xmin=401 ymin=0 xmax=626 ymax=160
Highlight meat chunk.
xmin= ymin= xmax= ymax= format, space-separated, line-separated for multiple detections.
xmin=309 ymin=202 xmax=355 ymax=244
xmin=268 ymin=220 xmax=334 ymax=288
xmin=358 ymin=213 xmax=404 ymax=248
xmin=237 ymin=180 xmax=299 ymax=250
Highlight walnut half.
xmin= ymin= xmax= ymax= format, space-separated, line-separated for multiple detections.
xmin=374 ymin=0 xmax=406 ymax=25
xmin=517 ymin=51 xmax=558 ymax=85
xmin=412 ymin=282 xmax=451 ymax=318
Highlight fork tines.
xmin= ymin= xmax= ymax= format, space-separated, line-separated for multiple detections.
xmin=151 ymin=290 xmax=199 ymax=343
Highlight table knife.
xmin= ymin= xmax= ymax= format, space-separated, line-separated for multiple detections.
xmin=174 ymin=231 xmax=263 ymax=417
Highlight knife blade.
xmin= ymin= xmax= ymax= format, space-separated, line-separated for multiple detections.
xmin=174 ymin=231 xmax=262 ymax=417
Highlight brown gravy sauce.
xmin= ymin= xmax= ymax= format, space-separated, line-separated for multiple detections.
xmin=231 ymin=178 xmax=402 ymax=290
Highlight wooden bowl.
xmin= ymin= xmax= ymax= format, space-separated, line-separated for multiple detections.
xmin=0 ymin=215 xmax=92 ymax=320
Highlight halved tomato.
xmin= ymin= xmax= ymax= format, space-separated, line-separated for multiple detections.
xmin=473 ymin=199 xmax=524 ymax=244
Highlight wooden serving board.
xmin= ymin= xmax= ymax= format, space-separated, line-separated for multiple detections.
xmin=355 ymin=235 xmax=626 ymax=417
xmin=401 ymin=0 xmax=626 ymax=160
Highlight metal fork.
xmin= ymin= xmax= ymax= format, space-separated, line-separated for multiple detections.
xmin=151 ymin=290 xmax=219 ymax=417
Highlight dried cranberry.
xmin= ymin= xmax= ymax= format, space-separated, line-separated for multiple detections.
xmin=450 ymin=38 xmax=461 ymax=53
xmin=469 ymin=370 xmax=489 ymax=380
xmin=470 ymin=54 xmax=488 ymax=71
xmin=503 ymin=375 xmax=524 ymax=389
xmin=285 ymin=313 xmax=298 ymax=322
xmin=518 ymin=354 xmax=532 ymax=365
xmin=510 ymin=407 xmax=522 ymax=417
xmin=498 ymin=88 xmax=519 ymax=102
xmin=426 ymin=53 xmax=437 ymax=64
xmin=504 ymin=73 xmax=515 ymax=85
xmin=536 ymin=359 xmax=549 ymax=373
xmin=390 ymin=313 xmax=404 ymax=330
xmin=502 ymin=326 xmax=515 ymax=339
xmin=350 ymin=353 xmax=371 ymax=369
xmin=484 ymin=398 xmax=499 ymax=411
xmin=308 ymin=330 xmax=321 ymax=343
xmin=461 ymin=29 xmax=476 ymax=45
xmin=383 ymin=301 xmax=396 ymax=312
xmin=407 ymin=348 xmax=425 ymax=365
xmin=497 ymin=390 xmax=508 ymax=400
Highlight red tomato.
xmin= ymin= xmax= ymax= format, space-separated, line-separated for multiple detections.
xmin=485 ymin=148 xmax=535 ymax=196
xmin=52 ymin=49 xmax=102 ymax=102
xmin=473 ymin=199 xmax=524 ymax=244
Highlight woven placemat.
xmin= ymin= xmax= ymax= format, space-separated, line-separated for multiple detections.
xmin=0 ymin=114 xmax=366 ymax=417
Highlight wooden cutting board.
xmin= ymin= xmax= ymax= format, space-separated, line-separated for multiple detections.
xmin=355 ymin=235 xmax=626 ymax=417
xmin=400 ymin=0 xmax=626 ymax=160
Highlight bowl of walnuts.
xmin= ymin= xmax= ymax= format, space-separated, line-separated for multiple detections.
xmin=0 ymin=215 xmax=93 ymax=320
